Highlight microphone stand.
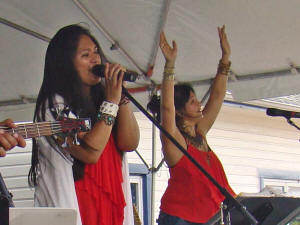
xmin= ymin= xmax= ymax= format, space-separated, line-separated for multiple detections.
xmin=286 ymin=118 xmax=300 ymax=142
xmin=286 ymin=118 xmax=300 ymax=131
xmin=122 ymin=87 xmax=258 ymax=225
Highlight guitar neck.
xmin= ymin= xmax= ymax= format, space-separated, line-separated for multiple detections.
xmin=0 ymin=121 xmax=62 ymax=139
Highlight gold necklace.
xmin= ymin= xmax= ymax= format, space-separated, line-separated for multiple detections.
xmin=180 ymin=130 xmax=203 ymax=149
xmin=178 ymin=123 xmax=212 ymax=166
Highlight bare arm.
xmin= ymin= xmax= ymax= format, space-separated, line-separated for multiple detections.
xmin=159 ymin=32 xmax=186 ymax=167
xmin=115 ymin=98 xmax=140 ymax=151
xmin=196 ymin=25 xmax=231 ymax=136
xmin=66 ymin=119 xmax=115 ymax=164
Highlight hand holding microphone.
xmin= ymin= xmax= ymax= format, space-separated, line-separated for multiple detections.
xmin=102 ymin=63 xmax=124 ymax=105
xmin=92 ymin=64 xmax=138 ymax=82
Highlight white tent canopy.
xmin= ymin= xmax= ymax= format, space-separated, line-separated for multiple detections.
xmin=1 ymin=0 xmax=300 ymax=119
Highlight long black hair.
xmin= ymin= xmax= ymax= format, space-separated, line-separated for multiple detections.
xmin=28 ymin=24 xmax=108 ymax=186
xmin=147 ymin=83 xmax=195 ymax=123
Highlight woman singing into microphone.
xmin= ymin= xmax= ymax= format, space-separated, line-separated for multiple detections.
xmin=29 ymin=24 xmax=139 ymax=225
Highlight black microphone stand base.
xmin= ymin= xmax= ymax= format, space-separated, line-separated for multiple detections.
xmin=0 ymin=197 xmax=9 ymax=225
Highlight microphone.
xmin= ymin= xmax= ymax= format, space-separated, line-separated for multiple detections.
xmin=92 ymin=64 xmax=138 ymax=82
xmin=266 ymin=108 xmax=300 ymax=118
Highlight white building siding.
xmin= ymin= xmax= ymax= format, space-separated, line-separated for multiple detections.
xmin=0 ymin=141 xmax=33 ymax=207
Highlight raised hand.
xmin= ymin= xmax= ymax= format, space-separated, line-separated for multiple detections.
xmin=218 ymin=25 xmax=231 ymax=63
xmin=160 ymin=32 xmax=177 ymax=67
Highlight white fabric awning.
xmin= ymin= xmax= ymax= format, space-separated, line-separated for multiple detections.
xmin=1 ymin=0 xmax=300 ymax=116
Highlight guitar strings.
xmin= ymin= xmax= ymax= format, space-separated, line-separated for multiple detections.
xmin=0 ymin=121 xmax=84 ymax=138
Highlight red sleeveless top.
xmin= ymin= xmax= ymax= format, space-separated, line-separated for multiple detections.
xmin=160 ymin=144 xmax=236 ymax=223
xmin=75 ymin=135 xmax=126 ymax=225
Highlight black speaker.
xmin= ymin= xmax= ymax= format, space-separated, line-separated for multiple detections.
xmin=0 ymin=172 xmax=14 ymax=225
xmin=0 ymin=196 xmax=9 ymax=225
xmin=206 ymin=196 xmax=300 ymax=225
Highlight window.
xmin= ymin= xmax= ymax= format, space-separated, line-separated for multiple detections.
xmin=129 ymin=163 xmax=152 ymax=225
xmin=259 ymin=169 xmax=300 ymax=197
xmin=262 ymin=178 xmax=300 ymax=197
xmin=130 ymin=176 xmax=144 ymax=224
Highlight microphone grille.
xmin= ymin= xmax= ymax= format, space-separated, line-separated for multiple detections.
xmin=92 ymin=64 xmax=105 ymax=77
xmin=266 ymin=108 xmax=277 ymax=116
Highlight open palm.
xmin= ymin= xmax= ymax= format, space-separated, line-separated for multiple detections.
xmin=160 ymin=32 xmax=177 ymax=64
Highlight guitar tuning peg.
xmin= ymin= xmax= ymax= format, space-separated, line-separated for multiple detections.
xmin=73 ymin=133 xmax=80 ymax=145
xmin=62 ymin=106 xmax=71 ymax=117
xmin=61 ymin=137 xmax=69 ymax=148
xmin=50 ymin=107 xmax=59 ymax=120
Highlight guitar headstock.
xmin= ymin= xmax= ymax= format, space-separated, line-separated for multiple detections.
xmin=58 ymin=117 xmax=91 ymax=135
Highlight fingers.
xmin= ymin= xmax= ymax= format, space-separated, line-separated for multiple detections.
xmin=159 ymin=31 xmax=177 ymax=65
xmin=0 ymin=131 xmax=18 ymax=151
xmin=1 ymin=119 xmax=17 ymax=128
xmin=105 ymin=63 xmax=124 ymax=83
xmin=117 ymin=70 xmax=124 ymax=89
xmin=160 ymin=31 xmax=171 ymax=50
xmin=160 ymin=32 xmax=166 ymax=48
xmin=218 ymin=25 xmax=225 ymax=39
xmin=104 ymin=63 xmax=124 ymax=104
xmin=218 ymin=25 xmax=231 ymax=62
xmin=0 ymin=147 xmax=6 ymax=157
xmin=0 ymin=119 xmax=26 ymax=154
xmin=218 ymin=26 xmax=221 ymax=37
xmin=172 ymin=40 xmax=177 ymax=52
xmin=17 ymin=135 xmax=26 ymax=148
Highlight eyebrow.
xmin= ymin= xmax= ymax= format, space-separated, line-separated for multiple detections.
xmin=78 ymin=46 xmax=98 ymax=53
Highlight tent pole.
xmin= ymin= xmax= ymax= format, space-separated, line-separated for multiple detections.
xmin=150 ymin=122 xmax=157 ymax=225
xmin=146 ymin=0 xmax=172 ymax=77
xmin=0 ymin=16 xmax=50 ymax=42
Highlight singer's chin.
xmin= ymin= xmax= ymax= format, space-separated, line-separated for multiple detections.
xmin=89 ymin=74 xmax=102 ymax=85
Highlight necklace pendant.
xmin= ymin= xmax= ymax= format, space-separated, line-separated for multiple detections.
xmin=206 ymin=153 xmax=211 ymax=166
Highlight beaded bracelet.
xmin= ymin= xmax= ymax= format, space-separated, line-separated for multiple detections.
xmin=96 ymin=112 xmax=116 ymax=126
xmin=119 ymin=95 xmax=130 ymax=106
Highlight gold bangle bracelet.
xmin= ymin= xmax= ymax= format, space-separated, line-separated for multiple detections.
xmin=217 ymin=60 xmax=231 ymax=75
xmin=163 ymin=66 xmax=175 ymax=80
xmin=164 ymin=67 xmax=175 ymax=74
xmin=163 ymin=73 xmax=175 ymax=81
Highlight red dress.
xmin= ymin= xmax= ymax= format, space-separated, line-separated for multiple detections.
xmin=160 ymin=144 xmax=236 ymax=223
xmin=75 ymin=135 xmax=126 ymax=225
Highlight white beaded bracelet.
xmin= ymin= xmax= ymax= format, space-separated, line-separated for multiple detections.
xmin=99 ymin=101 xmax=119 ymax=117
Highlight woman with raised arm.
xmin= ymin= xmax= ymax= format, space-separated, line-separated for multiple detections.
xmin=28 ymin=24 xmax=139 ymax=225
xmin=155 ymin=26 xmax=236 ymax=224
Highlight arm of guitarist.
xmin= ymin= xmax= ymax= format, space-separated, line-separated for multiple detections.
xmin=0 ymin=119 xmax=26 ymax=157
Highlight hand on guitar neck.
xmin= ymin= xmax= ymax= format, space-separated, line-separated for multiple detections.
xmin=0 ymin=117 xmax=91 ymax=157
xmin=0 ymin=119 xmax=26 ymax=157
